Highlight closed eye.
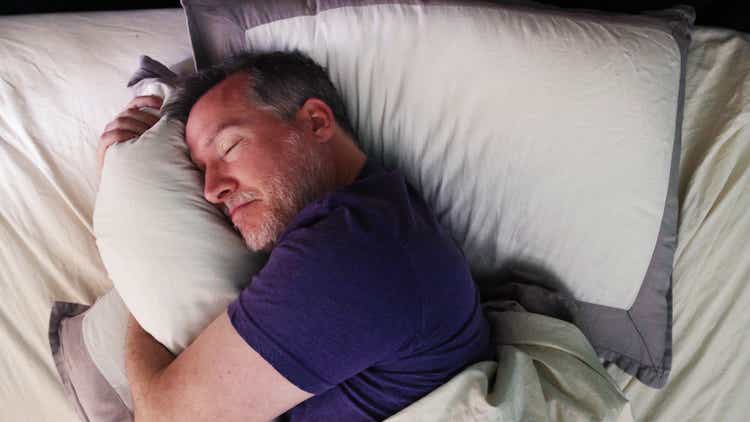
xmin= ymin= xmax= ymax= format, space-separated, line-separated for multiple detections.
xmin=225 ymin=141 xmax=239 ymax=155
xmin=220 ymin=138 xmax=242 ymax=159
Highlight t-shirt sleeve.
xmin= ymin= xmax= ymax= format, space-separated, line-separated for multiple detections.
xmin=226 ymin=216 xmax=421 ymax=394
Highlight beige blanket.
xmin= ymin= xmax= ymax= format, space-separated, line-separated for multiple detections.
xmin=387 ymin=302 xmax=632 ymax=422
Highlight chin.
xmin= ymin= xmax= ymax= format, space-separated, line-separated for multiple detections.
xmin=237 ymin=229 xmax=270 ymax=253
xmin=235 ymin=223 xmax=267 ymax=252
xmin=243 ymin=237 xmax=274 ymax=253
xmin=235 ymin=217 xmax=281 ymax=253
xmin=233 ymin=196 xmax=302 ymax=253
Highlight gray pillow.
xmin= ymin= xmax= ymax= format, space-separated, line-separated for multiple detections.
xmin=180 ymin=0 xmax=695 ymax=388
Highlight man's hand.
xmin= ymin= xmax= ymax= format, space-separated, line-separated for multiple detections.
xmin=97 ymin=95 xmax=163 ymax=178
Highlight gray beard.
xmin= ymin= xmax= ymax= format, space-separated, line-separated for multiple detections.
xmin=238 ymin=130 xmax=335 ymax=252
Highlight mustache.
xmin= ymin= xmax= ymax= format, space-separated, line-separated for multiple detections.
xmin=222 ymin=190 xmax=260 ymax=216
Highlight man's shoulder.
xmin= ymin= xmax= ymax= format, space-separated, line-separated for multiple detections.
xmin=250 ymin=186 xmax=423 ymax=334
xmin=262 ymin=168 xmax=427 ymax=301
xmin=280 ymin=163 xmax=438 ymax=248
xmin=272 ymin=205 xmax=410 ymax=283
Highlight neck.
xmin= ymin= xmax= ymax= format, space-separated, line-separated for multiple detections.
xmin=328 ymin=129 xmax=367 ymax=188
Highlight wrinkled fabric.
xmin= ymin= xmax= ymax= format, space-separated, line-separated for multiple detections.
xmin=387 ymin=304 xmax=632 ymax=422
xmin=606 ymin=28 xmax=750 ymax=422
xmin=1 ymin=6 xmax=748 ymax=421
xmin=0 ymin=9 xmax=191 ymax=421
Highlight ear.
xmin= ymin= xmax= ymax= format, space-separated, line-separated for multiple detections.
xmin=295 ymin=98 xmax=336 ymax=143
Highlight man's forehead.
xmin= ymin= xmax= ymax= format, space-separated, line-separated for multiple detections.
xmin=185 ymin=72 xmax=251 ymax=145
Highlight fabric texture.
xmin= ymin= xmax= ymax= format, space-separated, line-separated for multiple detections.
xmin=605 ymin=28 xmax=750 ymax=422
xmin=386 ymin=302 xmax=634 ymax=422
xmin=180 ymin=0 xmax=694 ymax=387
xmin=81 ymin=290 xmax=133 ymax=412
xmin=49 ymin=300 xmax=133 ymax=422
xmin=228 ymin=159 xmax=493 ymax=421
xmin=0 ymin=9 xmax=193 ymax=421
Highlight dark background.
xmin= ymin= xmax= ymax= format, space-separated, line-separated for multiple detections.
xmin=0 ymin=0 xmax=748 ymax=33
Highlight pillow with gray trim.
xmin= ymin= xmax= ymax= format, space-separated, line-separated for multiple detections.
xmin=49 ymin=291 xmax=133 ymax=422
xmin=180 ymin=0 xmax=695 ymax=388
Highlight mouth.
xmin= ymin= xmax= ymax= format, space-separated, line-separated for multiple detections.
xmin=229 ymin=200 xmax=258 ymax=219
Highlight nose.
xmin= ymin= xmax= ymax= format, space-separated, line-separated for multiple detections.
xmin=203 ymin=165 xmax=237 ymax=204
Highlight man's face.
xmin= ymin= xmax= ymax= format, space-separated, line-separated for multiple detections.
xmin=185 ymin=72 xmax=333 ymax=252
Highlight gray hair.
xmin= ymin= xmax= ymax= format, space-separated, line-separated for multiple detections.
xmin=163 ymin=51 xmax=356 ymax=138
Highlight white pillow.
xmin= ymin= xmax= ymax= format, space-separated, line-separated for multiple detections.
xmin=93 ymin=71 xmax=263 ymax=354
xmin=180 ymin=0 xmax=692 ymax=386
xmin=241 ymin=3 xmax=682 ymax=310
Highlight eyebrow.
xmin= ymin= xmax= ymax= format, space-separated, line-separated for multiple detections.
xmin=203 ymin=124 xmax=235 ymax=150
xmin=190 ymin=122 xmax=233 ymax=170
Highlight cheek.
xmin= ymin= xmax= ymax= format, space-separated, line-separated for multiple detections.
xmin=230 ymin=141 xmax=286 ymax=185
xmin=235 ymin=200 xmax=266 ymax=222
xmin=225 ymin=145 xmax=265 ymax=183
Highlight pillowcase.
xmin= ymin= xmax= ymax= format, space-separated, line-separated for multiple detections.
xmin=49 ymin=290 xmax=133 ymax=422
xmin=93 ymin=57 xmax=265 ymax=354
xmin=180 ymin=0 xmax=694 ymax=388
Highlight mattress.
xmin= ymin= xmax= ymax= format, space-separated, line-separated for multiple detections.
xmin=605 ymin=27 xmax=750 ymax=422
xmin=0 ymin=9 xmax=192 ymax=421
xmin=0 ymin=7 xmax=748 ymax=422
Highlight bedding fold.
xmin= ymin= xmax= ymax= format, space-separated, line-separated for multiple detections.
xmin=387 ymin=300 xmax=632 ymax=422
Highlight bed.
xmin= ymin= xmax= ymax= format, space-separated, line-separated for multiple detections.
xmin=0 ymin=6 xmax=748 ymax=422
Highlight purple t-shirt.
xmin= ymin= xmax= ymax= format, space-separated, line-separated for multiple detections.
xmin=227 ymin=159 xmax=493 ymax=421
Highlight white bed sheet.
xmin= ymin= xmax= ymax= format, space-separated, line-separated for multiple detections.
xmin=0 ymin=7 xmax=748 ymax=422
xmin=606 ymin=27 xmax=750 ymax=422
xmin=0 ymin=9 xmax=192 ymax=421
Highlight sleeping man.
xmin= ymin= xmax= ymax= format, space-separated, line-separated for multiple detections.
xmin=97 ymin=51 xmax=493 ymax=422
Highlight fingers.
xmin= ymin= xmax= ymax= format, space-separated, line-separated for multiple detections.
xmin=99 ymin=109 xmax=159 ymax=152
xmin=126 ymin=95 xmax=164 ymax=111
xmin=97 ymin=129 xmax=140 ymax=174
xmin=104 ymin=109 xmax=159 ymax=133
xmin=99 ymin=129 xmax=140 ymax=150
xmin=98 ymin=130 xmax=139 ymax=160
xmin=97 ymin=95 xmax=164 ymax=178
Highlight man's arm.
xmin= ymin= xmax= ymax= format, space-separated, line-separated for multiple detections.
xmin=125 ymin=311 xmax=313 ymax=422
xmin=105 ymin=96 xmax=313 ymax=420
xmin=125 ymin=314 xmax=175 ymax=419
